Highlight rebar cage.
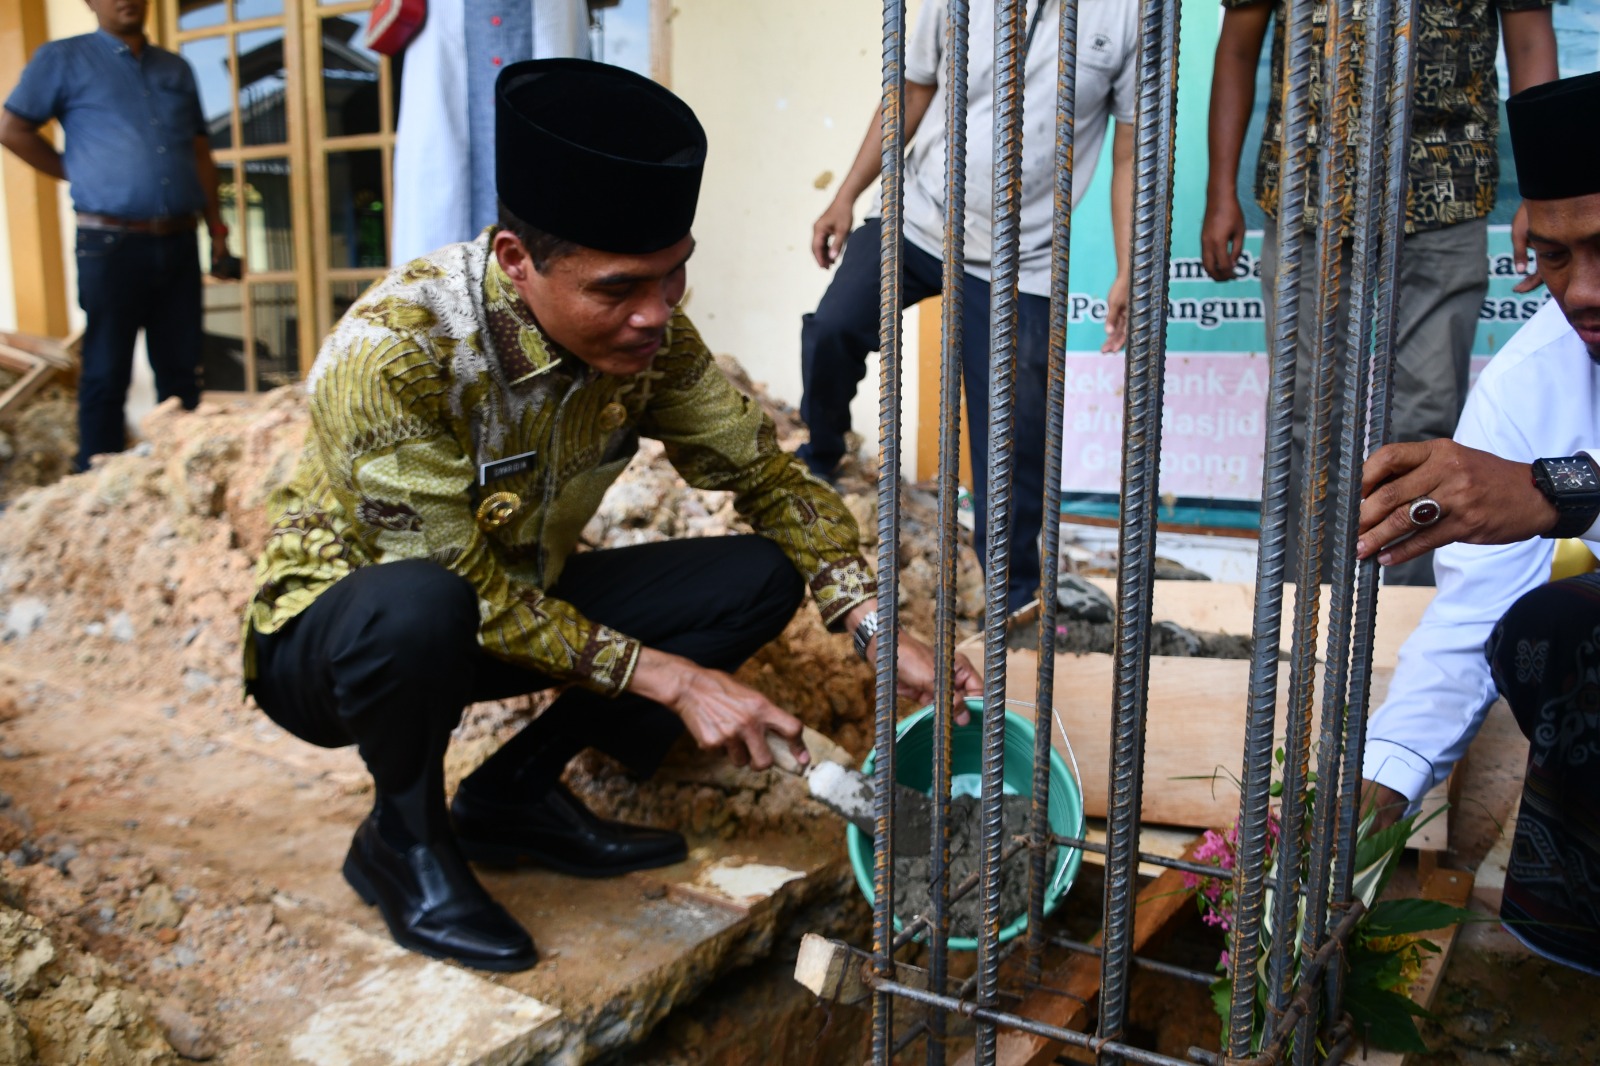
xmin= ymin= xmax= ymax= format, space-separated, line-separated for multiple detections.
xmin=852 ymin=0 xmax=1420 ymax=1061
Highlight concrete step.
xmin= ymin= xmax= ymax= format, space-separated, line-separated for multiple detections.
xmin=0 ymin=662 xmax=855 ymax=1063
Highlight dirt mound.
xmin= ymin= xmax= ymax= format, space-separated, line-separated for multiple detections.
xmin=0 ymin=375 xmax=75 ymax=509
xmin=0 ymin=873 xmax=180 ymax=1066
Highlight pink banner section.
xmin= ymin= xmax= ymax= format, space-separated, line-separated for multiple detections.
xmin=1061 ymin=350 xmax=1269 ymax=502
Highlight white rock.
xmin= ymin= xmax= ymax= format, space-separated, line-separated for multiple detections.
xmin=3 ymin=598 xmax=48 ymax=640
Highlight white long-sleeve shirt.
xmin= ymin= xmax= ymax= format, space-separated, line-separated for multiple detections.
xmin=1363 ymin=298 xmax=1600 ymax=802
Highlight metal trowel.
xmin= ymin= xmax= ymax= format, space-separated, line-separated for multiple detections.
xmin=765 ymin=726 xmax=934 ymax=857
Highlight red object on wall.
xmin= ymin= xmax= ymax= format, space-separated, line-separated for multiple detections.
xmin=364 ymin=0 xmax=426 ymax=56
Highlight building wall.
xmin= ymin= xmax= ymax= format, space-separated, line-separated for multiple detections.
xmin=669 ymin=0 xmax=927 ymax=467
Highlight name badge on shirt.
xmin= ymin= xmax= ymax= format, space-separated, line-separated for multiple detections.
xmin=479 ymin=449 xmax=538 ymax=487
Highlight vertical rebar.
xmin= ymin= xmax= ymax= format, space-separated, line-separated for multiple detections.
xmin=872 ymin=2 xmax=908 ymax=1062
xmin=1265 ymin=0 xmax=1357 ymax=1024
xmin=1026 ymin=0 xmax=1080 ymax=985
xmin=929 ymin=3 xmax=973 ymax=1061
xmin=1096 ymin=0 xmax=1179 ymax=1059
xmin=1330 ymin=0 xmax=1419 ymax=996
xmin=973 ymin=2 xmax=1027 ymax=1064
xmin=1228 ymin=0 xmax=1318 ymax=1047
xmin=1295 ymin=0 xmax=1391 ymax=1055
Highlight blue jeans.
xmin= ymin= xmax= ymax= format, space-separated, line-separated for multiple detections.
xmin=798 ymin=217 xmax=1050 ymax=612
xmin=74 ymin=227 xmax=203 ymax=471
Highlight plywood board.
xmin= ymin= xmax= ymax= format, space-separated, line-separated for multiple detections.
xmin=963 ymin=636 xmax=1396 ymax=829
xmin=1080 ymin=578 xmax=1435 ymax=672
xmin=961 ymin=581 xmax=1442 ymax=832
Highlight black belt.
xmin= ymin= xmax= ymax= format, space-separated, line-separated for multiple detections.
xmin=76 ymin=212 xmax=198 ymax=236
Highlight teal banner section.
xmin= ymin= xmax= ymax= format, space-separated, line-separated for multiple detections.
xmin=1057 ymin=0 xmax=1599 ymax=510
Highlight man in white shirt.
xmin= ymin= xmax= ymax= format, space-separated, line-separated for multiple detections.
xmin=798 ymin=0 xmax=1137 ymax=612
xmin=391 ymin=0 xmax=597 ymax=264
xmin=1354 ymin=70 xmax=1600 ymax=974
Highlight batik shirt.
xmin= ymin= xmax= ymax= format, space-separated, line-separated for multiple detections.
xmin=1225 ymin=0 xmax=1554 ymax=234
xmin=243 ymin=231 xmax=875 ymax=695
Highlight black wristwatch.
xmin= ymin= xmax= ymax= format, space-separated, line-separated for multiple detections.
xmin=1531 ymin=454 xmax=1600 ymax=539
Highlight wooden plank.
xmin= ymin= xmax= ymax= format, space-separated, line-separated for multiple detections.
xmin=968 ymin=581 xmax=1443 ymax=834
xmin=0 ymin=355 xmax=52 ymax=418
xmin=1079 ymin=578 xmax=1435 ymax=672
xmin=793 ymin=933 xmax=930 ymax=1007
xmin=955 ymin=840 xmax=1207 ymax=1066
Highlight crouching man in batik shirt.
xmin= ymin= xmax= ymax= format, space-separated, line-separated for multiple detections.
xmin=242 ymin=59 xmax=980 ymax=972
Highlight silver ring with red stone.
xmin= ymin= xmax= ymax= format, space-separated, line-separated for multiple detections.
xmin=1406 ymin=496 xmax=1443 ymax=529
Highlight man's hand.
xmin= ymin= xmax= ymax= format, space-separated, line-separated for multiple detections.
xmin=1101 ymin=272 xmax=1129 ymax=353
xmin=628 ymin=647 xmax=806 ymax=770
xmin=812 ymin=198 xmax=855 ymax=269
xmin=1201 ymin=189 xmax=1247 ymax=282
xmin=209 ymin=238 xmax=239 ymax=280
xmin=1356 ymin=439 xmax=1559 ymax=567
xmin=845 ymin=601 xmax=980 ymax=724
xmin=1511 ymin=201 xmax=1544 ymax=294
xmin=1360 ymin=779 xmax=1407 ymax=834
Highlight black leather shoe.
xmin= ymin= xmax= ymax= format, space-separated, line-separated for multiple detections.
xmin=342 ymin=817 xmax=539 ymax=972
xmin=451 ymin=782 xmax=688 ymax=877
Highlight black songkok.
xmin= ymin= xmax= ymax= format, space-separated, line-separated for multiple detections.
xmin=495 ymin=59 xmax=707 ymax=254
xmin=1507 ymin=71 xmax=1600 ymax=202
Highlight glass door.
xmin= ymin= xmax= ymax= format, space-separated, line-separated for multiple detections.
xmin=305 ymin=0 xmax=400 ymax=343
xmin=164 ymin=0 xmax=399 ymax=390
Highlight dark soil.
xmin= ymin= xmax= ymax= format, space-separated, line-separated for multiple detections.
xmin=1007 ymin=618 xmax=1255 ymax=659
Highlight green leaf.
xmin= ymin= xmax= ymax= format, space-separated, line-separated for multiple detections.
xmin=1363 ymin=898 xmax=1477 ymax=938
xmin=1210 ymin=977 xmax=1232 ymax=1028
xmin=1347 ymin=943 xmax=1407 ymax=993
xmin=1275 ymin=746 xmax=1286 ymax=766
xmin=1354 ymin=816 xmax=1414 ymax=873
xmin=1342 ymin=984 xmax=1431 ymax=1052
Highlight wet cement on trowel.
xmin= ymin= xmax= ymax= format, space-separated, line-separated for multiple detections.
xmin=892 ymin=793 xmax=1041 ymax=939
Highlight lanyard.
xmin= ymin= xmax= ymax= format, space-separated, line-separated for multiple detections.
xmin=1024 ymin=0 xmax=1049 ymax=55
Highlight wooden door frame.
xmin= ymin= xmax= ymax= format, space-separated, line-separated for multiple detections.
xmin=1 ymin=0 xmax=69 ymax=340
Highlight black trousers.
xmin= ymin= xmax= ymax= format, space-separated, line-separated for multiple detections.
xmin=797 ymin=216 xmax=1052 ymax=614
xmin=1486 ymin=572 xmax=1600 ymax=975
xmin=250 ymin=535 xmax=805 ymax=842
xmin=74 ymin=227 xmax=203 ymax=472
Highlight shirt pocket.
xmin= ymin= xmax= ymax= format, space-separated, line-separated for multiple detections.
xmin=146 ymin=67 xmax=200 ymax=141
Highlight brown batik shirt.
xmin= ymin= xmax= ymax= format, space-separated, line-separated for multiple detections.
xmin=243 ymin=230 xmax=875 ymax=695
xmin=1225 ymin=0 xmax=1555 ymax=234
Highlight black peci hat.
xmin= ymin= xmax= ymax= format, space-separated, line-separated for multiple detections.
xmin=495 ymin=59 xmax=707 ymax=254
xmin=1507 ymin=71 xmax=1600 ymax=202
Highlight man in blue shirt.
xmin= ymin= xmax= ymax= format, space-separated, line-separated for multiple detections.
xmin=1 ymin=0 xmax=232 ymax=472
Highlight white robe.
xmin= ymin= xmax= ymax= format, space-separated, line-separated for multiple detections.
xmin=391 ymin=0 xmax=591 ymax=264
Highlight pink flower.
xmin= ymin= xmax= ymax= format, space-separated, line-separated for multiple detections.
xmin=1219 ymin=949 xmax=1231 ymax=972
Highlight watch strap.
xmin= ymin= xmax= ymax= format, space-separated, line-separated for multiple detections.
xmin=851 ymin=611 xmax=880 ymax=661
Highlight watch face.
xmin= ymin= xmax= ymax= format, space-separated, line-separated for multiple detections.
xmin=1547 ymin=457 xmax=1600 ymax=492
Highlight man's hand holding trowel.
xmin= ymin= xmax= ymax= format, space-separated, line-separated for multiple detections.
xmin=638 ymin=595 xmax=981 ymax=856
xmin=639 ymin=596 xmax=981 ymax=774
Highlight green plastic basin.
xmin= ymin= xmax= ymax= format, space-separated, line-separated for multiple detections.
xmin=846 ymin=697 xmax=1084 ymax=951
